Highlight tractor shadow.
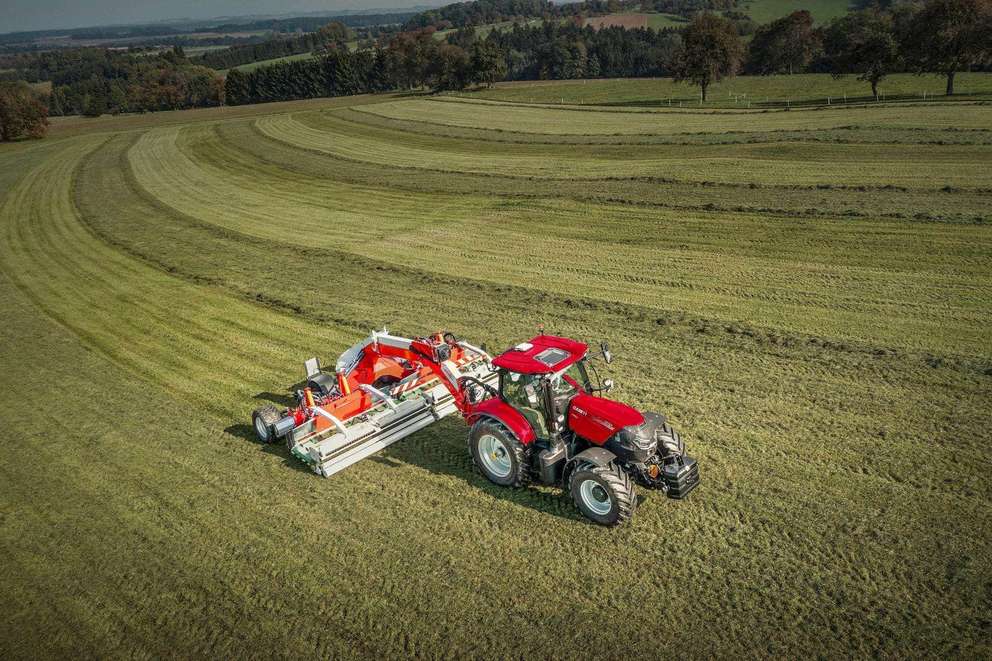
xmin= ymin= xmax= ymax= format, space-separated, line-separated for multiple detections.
xmin=224 ymin=422 xmax=313 ymax=475
xmin=380 ymin=418 xmax=593 ymax=524
xmin=234 ymin=396 xmax=632 ymax=523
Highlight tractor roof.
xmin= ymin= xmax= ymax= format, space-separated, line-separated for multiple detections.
xmin=491 ymin=335 xmax=588 ymax=375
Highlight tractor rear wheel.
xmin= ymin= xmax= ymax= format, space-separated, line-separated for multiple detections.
xmin=252 ymin=405 xmax=281 ymax=444
xmin=569 ymin=463 xmax=637 ymax=526
xmin=469 ymin=419 xmax=529 ymax=487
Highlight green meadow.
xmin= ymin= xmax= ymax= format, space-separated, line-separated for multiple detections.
xmin=1 ymin=77 xmax=990 ymax=657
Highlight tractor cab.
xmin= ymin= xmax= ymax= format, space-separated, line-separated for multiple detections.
xmin=490 ymin=335 xmax=614 ymax=442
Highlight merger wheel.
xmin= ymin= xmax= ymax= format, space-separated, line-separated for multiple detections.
xmin=569 ymin=463 xmax=637 ymax=526
xmin=252 ymin=405 xmax=281 ymax=444
xmin=468 ymin=419 xmax=529 ymax=487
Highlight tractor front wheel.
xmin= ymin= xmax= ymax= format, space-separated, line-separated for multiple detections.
xmin=569 ymin=463 xmax=637 ymax=526
xmin=469 ymin=419 xmax=529 ymax=487
xmin=252 ymin=405 xmax=281 ymax=444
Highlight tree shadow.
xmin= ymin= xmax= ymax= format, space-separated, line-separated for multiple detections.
xmin=231 ymin=396 xmax=600 ymax=523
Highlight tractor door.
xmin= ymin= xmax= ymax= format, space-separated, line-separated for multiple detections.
xmin=500 ymin=371 xmax=549 ymax=440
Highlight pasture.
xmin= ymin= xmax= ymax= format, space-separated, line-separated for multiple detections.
xmin=461 ymin=72 xmax=992 ymax=106
xmin=0 ymin=81 xmax=990 ymax=658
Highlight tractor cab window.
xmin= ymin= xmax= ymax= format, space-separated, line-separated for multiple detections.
xmin=562 ymin=361 xmax=591 ymax=393
xmin=501 ymin=371 xmax=549 ymax=439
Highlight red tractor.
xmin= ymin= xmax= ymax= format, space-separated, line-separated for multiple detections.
xmin=252 ymin=329 xmax=699 ymax=526
xmin=463 ymin=334 xmax=699 ymax=525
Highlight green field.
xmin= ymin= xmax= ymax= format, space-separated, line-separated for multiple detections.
xmin=460 ymin=72 xmax=992 ymax=107
xmin=1 ymin=81 xmax=990 ymax=657
xmin=223 ymin=50 xmax=319 ymax=74
xmin=742 ymin=0 xmax=853 ymax=23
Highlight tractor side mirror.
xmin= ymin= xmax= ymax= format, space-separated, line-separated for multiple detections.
xmin=601 ymin=341 xmax=613 ymax=364
xmin=602 ymin=378 xmax=614 ymax=392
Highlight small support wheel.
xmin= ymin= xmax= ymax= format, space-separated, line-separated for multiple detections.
xmin=569 ymin=462 xmax=637 ymax=526
xmin=252 ymin=405 xmax=281 ymax=444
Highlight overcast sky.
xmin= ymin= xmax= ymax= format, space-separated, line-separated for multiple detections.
xmin=5 ymin=0 xmax=418 ymax=33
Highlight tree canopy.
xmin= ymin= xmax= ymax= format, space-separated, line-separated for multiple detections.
xmin=670 ymin=13 xmax=744 ymax=101
xmin=901 ymin=0 xmax=992 ymax=95
xmin=747 ymin=10 xmax=820 ymax=75
xmin=0 ymin=81 xmax=48 ymax=141
xmin=823 ymin=9 xmax=901 ymax=99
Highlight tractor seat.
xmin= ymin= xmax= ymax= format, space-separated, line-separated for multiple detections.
xmin=517 ymin=406 xmax=548 ymax=440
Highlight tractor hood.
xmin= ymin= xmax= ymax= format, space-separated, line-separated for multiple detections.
xmin=567 ymin=392 xmax=644 ymax=444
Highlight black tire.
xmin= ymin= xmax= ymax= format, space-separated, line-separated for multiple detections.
xmin=252 ymin=405 xmax=281 ymax=444
xmin=569 ymin=462 xmax=637 ymax=526
xmin=656 ymin=421 xmax=684 ymax=458
xmin=468 ymin=419 xmax=529 ymax=487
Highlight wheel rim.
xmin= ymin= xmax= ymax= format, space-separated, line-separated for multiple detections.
xmin=579 ymin=479 xmax=612 ymax=516
xmin=478 ymin=434 xmax=512 ymax=479
xmin=254 ymin=416 xmax=269 ymax=440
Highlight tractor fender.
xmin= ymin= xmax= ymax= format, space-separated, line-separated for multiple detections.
xmin=563 ymin=447 xmax=617 ymax=485
xmin=466 ymin=399 xmax=537 ymax=445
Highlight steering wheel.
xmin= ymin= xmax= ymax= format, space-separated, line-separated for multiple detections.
xmin=458 ymin=376 xmax=498 ymax=404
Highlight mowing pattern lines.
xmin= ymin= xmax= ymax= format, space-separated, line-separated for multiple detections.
xmin=358 ymin=96 xmax=992 ymax=134
xmin=0 ymin=91 xmax=989 ymax=658
xmin=260 ymin=110 xmax=992 ymax=188
xmin=127 ymin=122 xmax=992 ymax=357
xmin=220 ymin=117 xmax=992 ymax=222
xmin=0 ymin=135 xmax=355 ymax=415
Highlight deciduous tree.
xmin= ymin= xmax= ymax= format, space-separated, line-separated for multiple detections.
xmin=670 ymin=13 xmax=744 ymax=101
xmin=470 ymin=41 xmax=507 ymax=87
xmin=901 ymin=0 xmax=992 ymax=95
xmin=823 ymin=9 xmax=900 ymax=99
xmin=0 ymin=81 xmax=49 ymax=140
xmin=747 ymin=10 xmax=820 ymax=74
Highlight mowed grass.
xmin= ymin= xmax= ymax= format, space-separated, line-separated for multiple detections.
xmin=259 ymin=111 xmax=989 ymax=187
xmin=362 ymin=94 xmax=992 ymax=133
xmin=0 ymin=83 xmax=990 ymax=658
xmin=461 ymin=72 xmax=992 ymax=107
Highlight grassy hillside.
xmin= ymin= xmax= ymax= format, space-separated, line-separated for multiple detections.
xmin=222 ymin=50 xmax=319 ymax=74
xmin=458 ymin=72 xmax=992 ymax=107
xmin=1 ymin=83 xmax=990 ymax=657
xmin=583 ymin=12 xmax=688 ymax=29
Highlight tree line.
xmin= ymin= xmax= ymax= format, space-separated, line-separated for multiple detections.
xmin=223 ymin=24 xmax=678 ymax=104
xmin=2 ymin=46 xmax=224 ymax=117
xmin=225 ymin=0 xmax=991 ymax=106
xmin=225 ymin=34 xmax=511 ymax=104
xmin=742 ymin=0 xmax=991 ymax=97
xmin=1 ymin=0 xmax=990 ymax=137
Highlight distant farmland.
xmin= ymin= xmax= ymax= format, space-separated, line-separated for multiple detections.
xmin=584 ymin=12 xmax=687 ymax=29
xmin=1 ymin=78 xmax=990 ymax=657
